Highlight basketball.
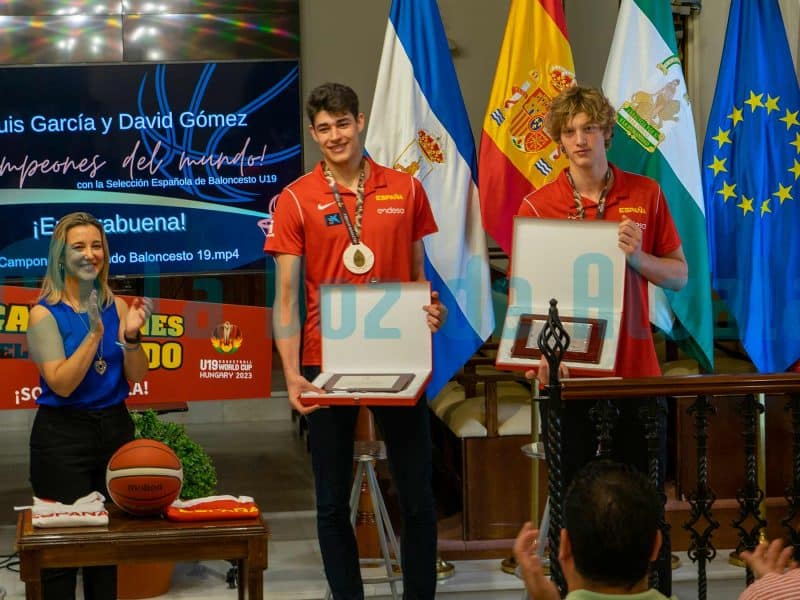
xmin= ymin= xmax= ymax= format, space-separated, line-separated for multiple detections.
xmin=106 ymin=439 xmax=183 ymax=516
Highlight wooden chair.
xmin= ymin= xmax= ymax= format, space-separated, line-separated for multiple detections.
xmin=430 ymin=345 xmax=538 ymax=541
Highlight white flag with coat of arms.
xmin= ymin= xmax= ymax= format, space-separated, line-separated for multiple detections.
xmin=365 ymin=0 xmax=494 ymax=398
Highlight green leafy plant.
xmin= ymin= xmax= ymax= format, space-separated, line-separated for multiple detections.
xmin=130 ymin=409 xmax=217 ymax=500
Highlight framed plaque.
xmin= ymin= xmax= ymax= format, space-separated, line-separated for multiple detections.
xmin=301 ymin=282 xmax=432 ymax=406
xmin=496 ymin=218 xmax=624 ymax=373
xmin=322 ymin=373 xmax=415 ymax=394
xmin=511 ymin=314 xmax=606 ymax=364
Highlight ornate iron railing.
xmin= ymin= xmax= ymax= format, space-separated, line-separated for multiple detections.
xmin=538 ymin=300 xmax=800 ymax=599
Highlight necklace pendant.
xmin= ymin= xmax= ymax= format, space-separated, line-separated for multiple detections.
xmin=94 ymin=357 xmax=107 ymax=376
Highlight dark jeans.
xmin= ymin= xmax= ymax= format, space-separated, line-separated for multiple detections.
xmin=304 ymin=366 xmax=437 ymax=600
xmin=29 ymin=403 xmax=135 ymax=600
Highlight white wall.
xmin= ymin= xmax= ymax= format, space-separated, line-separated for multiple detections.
xmin=299 ymin=0 xmax=509 ymax=169
xmin=564 ymin=0 xmax=618 ymax=87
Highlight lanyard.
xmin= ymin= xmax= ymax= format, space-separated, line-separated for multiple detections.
xmin=565 ymin=168 xmax=612 ymax=219
xmin=322 ymin=160 xmax=366 ymax=244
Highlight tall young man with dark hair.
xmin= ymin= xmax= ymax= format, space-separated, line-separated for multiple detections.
xmin=265 ymin=82 xmax=444 ymax=600
xmin=514 ymin=460 xmax=671 ymax=600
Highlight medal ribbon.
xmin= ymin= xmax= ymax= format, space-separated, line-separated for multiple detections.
xmin=322 ymin=160 xmax=367 ymax=244
xmin=565 ymin=168 xmax=613 ymax=220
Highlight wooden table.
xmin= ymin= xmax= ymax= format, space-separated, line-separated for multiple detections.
xmin=15 ymin=506 xmax=269 ymax=600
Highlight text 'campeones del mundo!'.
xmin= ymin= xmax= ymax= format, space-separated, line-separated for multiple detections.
xmin=0 ymin=111 xmax=276 ymax=189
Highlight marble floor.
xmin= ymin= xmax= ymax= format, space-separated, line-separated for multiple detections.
xmin=0 ymin=411 xmax=752 ymax=599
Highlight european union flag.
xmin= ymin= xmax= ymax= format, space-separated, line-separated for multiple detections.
xmin=702 ymin=0 xmax=800 ymax=373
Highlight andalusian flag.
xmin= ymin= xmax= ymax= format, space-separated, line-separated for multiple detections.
xmin=478 ymin=0 xmax=574 ymax=254
xmin=603 ymin=0 xmax=714 ymax=372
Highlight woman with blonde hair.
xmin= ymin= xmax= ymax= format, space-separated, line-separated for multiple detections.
xmin=26 ymin=211 xmax=152 ymax=600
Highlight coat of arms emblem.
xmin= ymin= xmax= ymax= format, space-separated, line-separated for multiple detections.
xmin=392 ymin=129 xmax=445 ymax=181
xmin=617 ymin=78 xmax=682 ymax=153
xmin=490 ymin=65 xmax=575 ymax=178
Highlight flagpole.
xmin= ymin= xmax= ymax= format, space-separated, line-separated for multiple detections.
xmin=531 ymin=384 xmax=540 ymax=527
xmin=502 ymin=381 xmax=548 ymax=576
xmin=757 ymin=396 xmax=767 ymax=543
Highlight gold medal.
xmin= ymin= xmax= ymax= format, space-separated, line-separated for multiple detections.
xmin=342 ymin=242 xmax=375 ymax=275
xmin=323 ymin=160 xmax=375 ymax=275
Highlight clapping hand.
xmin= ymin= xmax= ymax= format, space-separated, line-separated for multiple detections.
xmin=740 ymin=539 xmax=798 ymax=579
xmin=86 ymin=289 xmax=104 ymax=335
xmin=513 ymin=522 xmax=560 ymax=600
xmin=125 ymin=297 xmax=153 ymax=339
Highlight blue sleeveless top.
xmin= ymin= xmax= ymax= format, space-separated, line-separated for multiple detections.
xmin=36 ymin=299 xmax=130 ymax=409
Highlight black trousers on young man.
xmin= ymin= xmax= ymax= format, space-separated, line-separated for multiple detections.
xmin=303 ymin=366 xmax=437 ymax=600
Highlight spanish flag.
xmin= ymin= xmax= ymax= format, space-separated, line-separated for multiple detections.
xmin=478 ymin=0 xmax=574 ymax=253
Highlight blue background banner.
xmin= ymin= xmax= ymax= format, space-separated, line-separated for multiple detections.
xmin=0 ymin=60 xmax=302 ymax=277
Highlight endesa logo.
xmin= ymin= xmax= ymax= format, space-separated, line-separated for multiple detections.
xmin=376 ymin=207 xmax=405 ymax=215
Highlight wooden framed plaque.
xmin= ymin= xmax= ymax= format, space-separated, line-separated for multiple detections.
xmin=322 ymin=373 xmax=415 ymax=394
xmin=511 ymin=314 xmax=606 ymax=364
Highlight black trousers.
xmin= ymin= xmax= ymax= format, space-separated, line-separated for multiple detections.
xmin=29 ymin=403 xmax=134 ymax=600
xmin=303 ymin=366 xmax=438 ymax=600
